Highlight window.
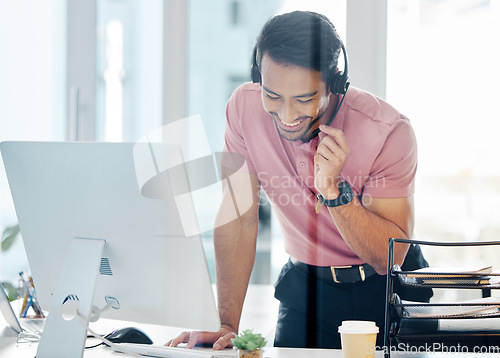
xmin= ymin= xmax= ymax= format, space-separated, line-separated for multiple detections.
xmin=102 ymin=20 xmax=125 ymax=142
xmin=229 ymin=0 xmax=242 ymax=26
xmin=0 ymin=0 xmax=66 ymax=283
xmin=387 ymin=0 xmax=500 ymax=301
xmin=96 ymin=0 xmax=163 ymax=142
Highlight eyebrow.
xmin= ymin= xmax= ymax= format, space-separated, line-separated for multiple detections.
xmin=263 ymin=86 xmax=318 ymax=99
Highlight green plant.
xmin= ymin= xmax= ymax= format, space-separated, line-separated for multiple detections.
xmin=1 ymin=281 xmax=17 ymax=301
xmin=231 ymin=330 xmax=267 ymax=351
xmin=1 ymin=223 xmax=20 ymax=252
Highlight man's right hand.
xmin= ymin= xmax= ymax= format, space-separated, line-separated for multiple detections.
xmin=165 ymin=325 xmax=237 ymax=350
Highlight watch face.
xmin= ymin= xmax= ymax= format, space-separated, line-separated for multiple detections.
xmin=318 ymin=182 xmax=353 ymax=207
xmin=340 ymin=181 xmax=353 ymax=204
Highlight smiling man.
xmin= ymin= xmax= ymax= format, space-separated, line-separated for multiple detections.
xmin=168 ymin=10 xmax=431 ymax=350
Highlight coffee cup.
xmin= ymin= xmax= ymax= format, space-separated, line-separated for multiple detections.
xmin=338 ymin=320 xmax=379 ymax=358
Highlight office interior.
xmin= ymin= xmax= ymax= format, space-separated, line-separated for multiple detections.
xmin=1 ymin=0 xmax=500 ymax=352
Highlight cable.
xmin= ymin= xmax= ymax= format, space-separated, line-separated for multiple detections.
xmin=23 ymin=301 xmax=144 ymax=357
xmin=73 ymin=310 xmax=144 ymax=358
xmin=85 ymin=341 xmax=105 ymax=349
xmin=17 ymin=330 xmax=42 ymax=344
xmin=16 ymin=301 xmax=142 ymax=356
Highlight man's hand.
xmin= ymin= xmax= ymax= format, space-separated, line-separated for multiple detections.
xmin=314 ymin=125 xmax=350 ymax=199
xmin=165 ymin=325 xmax=237 ymax=350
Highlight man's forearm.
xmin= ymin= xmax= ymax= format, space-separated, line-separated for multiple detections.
xmin=214 ymin=217 xmax=258 ymax=332
xmin=327 ymin=196 xmax=412 ymax=274
xmin=313 ymin=126 xmax=414 ymax=273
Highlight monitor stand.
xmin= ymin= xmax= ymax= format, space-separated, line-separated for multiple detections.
xmin=36 ymin=237 xmax=105 ymax=358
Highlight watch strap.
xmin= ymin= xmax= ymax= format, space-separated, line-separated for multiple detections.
xmin=317 ymin=181 xmax=353 ymax=208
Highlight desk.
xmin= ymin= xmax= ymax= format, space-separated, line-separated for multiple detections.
xmin=0 ymin=285 xmax=280 ymax=357
xmin=2 ymin=337 xmax=500 ymax=358
xmin=1 ymin=286 xmax=499 ymax=357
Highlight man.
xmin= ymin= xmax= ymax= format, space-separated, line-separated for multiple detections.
xmin=168 ymin=10 xmax=430 ymax=350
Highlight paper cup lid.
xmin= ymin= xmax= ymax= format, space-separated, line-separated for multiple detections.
xmin=338 ymin=320 xmax=379 ymax=334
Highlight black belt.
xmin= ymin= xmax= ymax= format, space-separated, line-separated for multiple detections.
xmin=290 ymin=257 xmax=378 ymax=284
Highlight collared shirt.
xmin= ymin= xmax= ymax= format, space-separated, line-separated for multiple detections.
xmin=224 ymin=82 xmax=417 ymax=266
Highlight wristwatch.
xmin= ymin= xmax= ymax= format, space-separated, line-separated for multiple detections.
xmin=316 ymin=181 xmax=353 ymax=208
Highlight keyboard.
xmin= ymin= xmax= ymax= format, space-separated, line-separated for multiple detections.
xmin=112 ymin=343 xmax=237 ymax=358
xmin=20 ymin=318 xmax=45 ymax=332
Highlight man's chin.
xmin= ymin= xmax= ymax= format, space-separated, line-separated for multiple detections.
xmin=275 ymin=121 xmax=314 ymax=141
xmin=277 ymin=126 xmax=316 ymax=142
xmin=277 ymin=128 xmax=305 ymax=141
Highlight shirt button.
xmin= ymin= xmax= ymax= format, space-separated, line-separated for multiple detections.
xmin=299 ymin=162 xmax=306 ymax=168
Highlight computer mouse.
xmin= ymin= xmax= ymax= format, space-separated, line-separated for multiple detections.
xmin=105 ymin=327 xmax=153 ymax=345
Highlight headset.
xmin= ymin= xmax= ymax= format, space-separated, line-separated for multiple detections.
xmin=251 ymin=43 xmax=350 ymax=138
xmin=251 ymin=43 xmax=349 ymax=95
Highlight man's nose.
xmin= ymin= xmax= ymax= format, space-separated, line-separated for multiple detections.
xmin=278 ymin=102 xmax=295 ymax=123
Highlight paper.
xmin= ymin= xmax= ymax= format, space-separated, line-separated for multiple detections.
xmin=405 ymin=266 xmax=493 ymax=277
xmin=400 ymin=297 xmax=500 ymax=319
xmin=401 ymin=265 xmax=497 ymax=285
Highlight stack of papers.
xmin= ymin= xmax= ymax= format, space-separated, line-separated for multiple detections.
xmin=402 ymin=266 xmax=498 ymax=285
xmin=400 ymin=297 xmax=500 ymax=319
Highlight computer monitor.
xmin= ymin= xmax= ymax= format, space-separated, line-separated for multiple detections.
xmin=0 ymin=141 xmax=220 ymax=358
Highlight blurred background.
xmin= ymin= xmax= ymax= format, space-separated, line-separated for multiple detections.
xmin=1 ymin=0 xmax=499 ymax=303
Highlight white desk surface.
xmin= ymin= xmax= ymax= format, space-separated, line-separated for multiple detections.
xmin=2 ymin=337 xmax=500 ymax=358
xmin=1 ymin=285 xmax=499 ymax=357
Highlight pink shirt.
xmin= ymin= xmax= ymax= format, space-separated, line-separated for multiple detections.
xmin=224 ymin=82 xmax=417 ymax=266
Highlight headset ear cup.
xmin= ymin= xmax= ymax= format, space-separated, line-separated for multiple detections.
xmin=329 ymin=72 xmax=348 ymax=95
xmin=251 ymin=63 xmax=261 ymax=84
xmin=329 ymin=73 xmax=339 ymax=95
xmin=251 ymin=46 xmax=261 ymax=84
xmin=330 ymin=44 xmax=350 ymax=95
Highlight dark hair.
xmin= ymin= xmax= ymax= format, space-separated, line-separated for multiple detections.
xmin=255 ymin=11 xmax=343 ymax=80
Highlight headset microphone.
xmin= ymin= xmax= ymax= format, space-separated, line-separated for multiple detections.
xmin=309 ymin=43 xmax=350 ymax=138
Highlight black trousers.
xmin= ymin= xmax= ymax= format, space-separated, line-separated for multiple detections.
xmin=273 ymin=255 xmax=432 ymax=349
xmin=273 ymin=259 xmax=387 ymax=349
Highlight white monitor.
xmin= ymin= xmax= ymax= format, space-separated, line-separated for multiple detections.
xmin=0 ymin=141 xmax=220 ymax=358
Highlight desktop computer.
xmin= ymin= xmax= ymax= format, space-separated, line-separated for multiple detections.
xmin=0 ymin=141 xmax=221 ymax=358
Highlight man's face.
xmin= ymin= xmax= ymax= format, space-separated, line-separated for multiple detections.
xmin=260 ymin=53 xmax=331 ymax=141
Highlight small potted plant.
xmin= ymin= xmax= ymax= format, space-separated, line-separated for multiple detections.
xmin=231 ymin=329 xmax=267 ymax=358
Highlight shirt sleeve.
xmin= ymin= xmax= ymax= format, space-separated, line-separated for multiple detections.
xmin=222 ymin=85 xmax=257 ymax=175
xmin=362 ymin=118 xmax=417 ymax=198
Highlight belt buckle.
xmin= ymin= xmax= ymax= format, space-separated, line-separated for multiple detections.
xmin=330 ymin=265 xmax=352 ymax=283
xmin=359 ymin=265 xmax=366 ymax=281
xmin=330 ymin=265 xmax=366 ymax=283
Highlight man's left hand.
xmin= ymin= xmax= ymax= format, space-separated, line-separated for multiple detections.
xmin=313 ymin=125 xmax=350 ymax=199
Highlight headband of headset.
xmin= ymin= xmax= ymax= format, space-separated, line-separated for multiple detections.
xmin=251 ymin=43 xmax=349 ymax=96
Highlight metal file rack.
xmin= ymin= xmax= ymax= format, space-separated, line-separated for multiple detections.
xmin=383 ymin=238 xmax=500 ymax=357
